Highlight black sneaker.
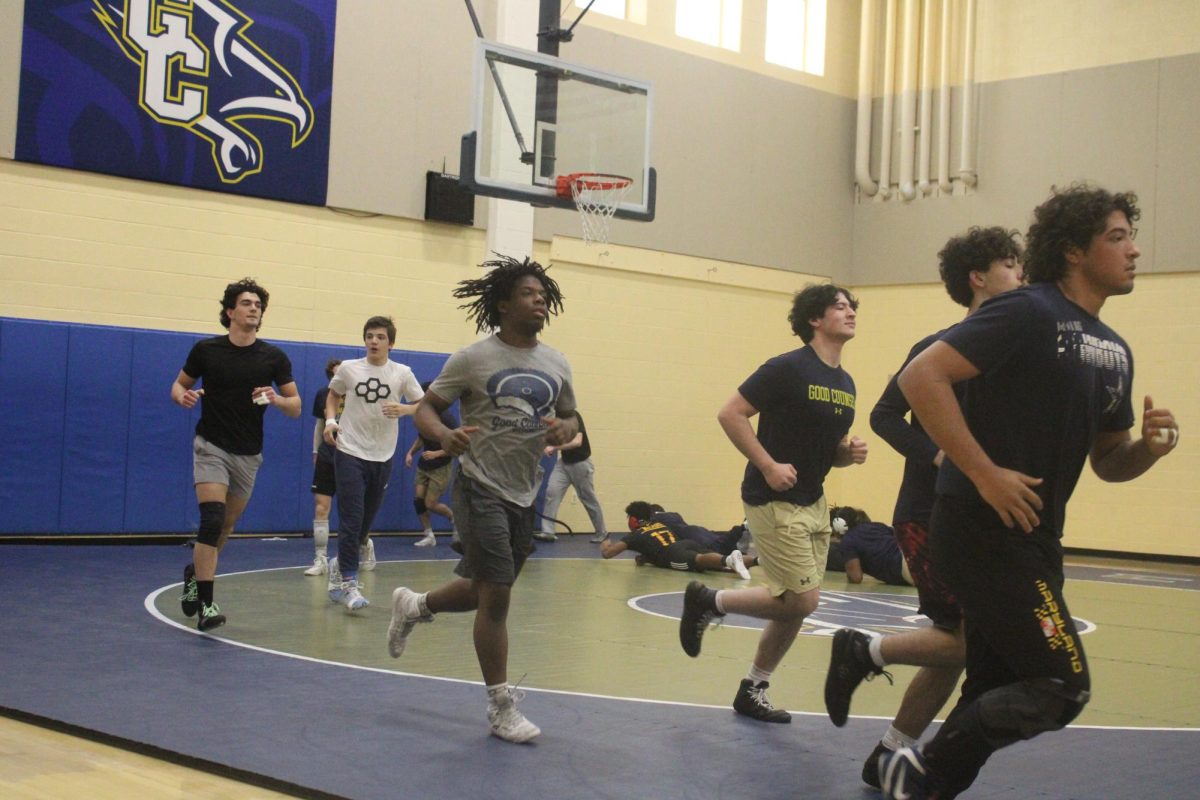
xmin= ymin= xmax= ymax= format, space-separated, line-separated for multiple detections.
xmin=862 ymin=740 xmax=892 ymax=789
xmin=732 ymin=679 xmax=791 ymax=723
xmin=197 ymin=602 xmax=226 ymax=632
xmin=180 ymin=564 xmax=199 ymax=618
xmin=678 ymin=581 xmax=722 ymax=657
xmin=879 ymin=746 xmax=933 ymax=800
xmin=824 ymin=627 xmax=892 ymax=726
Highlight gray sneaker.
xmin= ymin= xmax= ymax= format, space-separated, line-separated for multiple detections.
xmin=387 ymin=587 xmax=433 ymax=657
xmin=327 ymin=557 xmax=344 ymax=603
xmin=360 ymin=539 xmax=377 ymax=571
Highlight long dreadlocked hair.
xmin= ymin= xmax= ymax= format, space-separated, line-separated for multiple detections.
xmin=453 ymin=254 xmax=565 ymax=334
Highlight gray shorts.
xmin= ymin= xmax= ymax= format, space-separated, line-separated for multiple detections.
xmin=193 ymin=436 xmax=262 ymax=500
xmin=451 ymin=467 xmax=533 ymax=586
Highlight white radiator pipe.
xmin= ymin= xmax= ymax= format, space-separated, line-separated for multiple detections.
xmin=937 ymin=0 xmax=952 ymax=193
xmin=878 ymin=0 xmax=898 ymax=198
xmin=917 ymin=0 xmax=934 ymax=195
xmin=855 ymin=0 xmax=879 ymax=196
xmin=958 ymin=0 xmax=978 ymax=187
xmin=898 ymin=0 xmax=919 ymax=200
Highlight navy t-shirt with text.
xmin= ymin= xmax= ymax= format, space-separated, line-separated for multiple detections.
xmin=935 ymin=283 xmax=1134 ymax=536
xmin=738 ymin=345 xmax=855 ymax=507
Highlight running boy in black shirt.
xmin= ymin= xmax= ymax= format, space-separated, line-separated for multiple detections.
xmin=171 ymin=278 xmax=301 ymax=631
xmin=882 ymin=186 xmax=1180 ymax=799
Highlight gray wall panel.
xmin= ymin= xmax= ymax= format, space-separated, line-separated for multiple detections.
xmin=1155 ymin=53 xmax=1200 ymax=272
xmin=852 ymin=53 xmax=1200 ymax=286
xmin=325 ymin=0 xmax=482 ymax=219
xmin=0 ymin=0 xmax=23 ymax=159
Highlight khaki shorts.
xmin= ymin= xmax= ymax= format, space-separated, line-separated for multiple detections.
xmin=415 ymin=462 xmax=452 ymax=501
xmin=744 ymin=496 xmax=830 ymax=596
xmin=193 ymin=436 xmax=262 ymax=500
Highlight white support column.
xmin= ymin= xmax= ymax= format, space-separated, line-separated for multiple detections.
xmin=486 ymin=0 xmax=538 ymax=262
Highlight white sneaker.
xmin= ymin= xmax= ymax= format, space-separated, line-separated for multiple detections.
xmin=726 ymin=550 xmax=751 ymax=580
xmin=341 ymin=580 xmax=369 ymax=611
xmin=589 ymin=532 xmax=608 ymax=543
xmin=414 ymin=532 xmax=437 ymax=547
xmin=360 ymin=539 xmax=377 ymax=571
xmin=327 ymin=557 xmax=343 ymax=603
xmin=303 ymin=553 xmax=328 ymax=576
xmin=387 ymin=587 xmax=433 ymax=657
xmin=487 ymin=696 xmax=541 ymax=743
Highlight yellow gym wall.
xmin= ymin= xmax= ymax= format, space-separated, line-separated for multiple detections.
xmin=2 ymin=157 xmax=1195 ymax=557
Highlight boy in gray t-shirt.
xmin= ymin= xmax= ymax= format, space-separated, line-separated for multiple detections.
xmin=386 ymin=256 xmax=579 ymax=745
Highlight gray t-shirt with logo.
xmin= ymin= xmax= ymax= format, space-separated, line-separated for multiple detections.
xmin=430 ymin=335 xmax=575 ymax=507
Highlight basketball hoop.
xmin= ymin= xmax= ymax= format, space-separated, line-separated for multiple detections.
xmin=555 ymin=172 xmax=633 ymax=246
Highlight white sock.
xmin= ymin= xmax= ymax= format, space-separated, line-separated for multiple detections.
xmin=313 ymin=519 xmax=329 ymax=551
xmin=747 ymin=664 xmax=772 ymax=685
xmin=868 ymin=634 xmax=887 ymax=668
xmin=486 ymin=683 xmax=510 ymax=705
xmin=423 ymin=528 xmax=433 ymax=536
xmin=881 ymin=725 xmax=915 ymax=751
xmin=417 ymin=592 xmax=431 ymax=616
xmin=713 ymin=590 xmax=727 ymax=614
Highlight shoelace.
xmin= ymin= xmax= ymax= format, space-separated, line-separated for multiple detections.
xmin=866 ymin=668 xmax=895 ymax=687
xmin=748 ymin=685 xmax=776 ymax=709
xmin=202 ymin=603 xmax=221 ymax=616
xmin=181 ymin=583 xmax=198 ymax=600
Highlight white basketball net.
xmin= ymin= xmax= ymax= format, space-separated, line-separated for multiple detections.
xmin=569 ymin=175 xmax=632 ymax=246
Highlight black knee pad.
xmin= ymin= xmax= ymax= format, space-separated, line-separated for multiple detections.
xmin=413 ymin=498 xmax=427 ymax=515
xmin=196 ymin=502 xmax=226 ymax=547
xmin=976 ymin=677 xmax=1090 ymax=747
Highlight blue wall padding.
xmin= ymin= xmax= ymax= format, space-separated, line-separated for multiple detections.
xmin=0 ymin=320 xmax=69 ymax=532
xmin=60 ymin=325 xmax=134 ymax=532
xmin=125 ymin=330 xmax=204 ymax=533
xmin=0 ymin=317 xmax=450 ymax=536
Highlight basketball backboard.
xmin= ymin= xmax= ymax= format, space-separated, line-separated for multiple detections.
xmin=462 ymin=39 xmax=655 ymax=221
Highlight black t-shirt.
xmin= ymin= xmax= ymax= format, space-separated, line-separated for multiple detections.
xmin=418 ymin=408 xmax=460 ymax=471
xmin=935 ymin=284 xmax=1134 ymax=536
xmin=183 ymin=336 xmax=294 ymax=456
xmin=738 ymin=346 xmax=855 ymax=506
xmin=870 ymin=328 xmax=956 ymax=526
xmin=621 ymin=518 xmax=687 ymax=567
xmin=562 ymin=412 xmax=592 ymax=464
xmin=311 ymin=386 xmax=340 ymax=463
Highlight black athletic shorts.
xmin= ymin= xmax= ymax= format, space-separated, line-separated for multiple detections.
xmin=310 ymin=456 xmax=336 ymax=496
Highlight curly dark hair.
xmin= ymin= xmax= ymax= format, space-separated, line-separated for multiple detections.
xmin=1024 ymin=184 xmax=1140 ymax=284
xmin=220 ymin=278 xmax=269 ymax=330
xmin=324 ymin=359 xmax=342 ymax=380
xmin=788 ymin=283 xmax=858 ymax=343
xmin=453 ymin=254 xmax=564 ymax=334
xmin=938 ymin=227 xmax=1024 ymax=307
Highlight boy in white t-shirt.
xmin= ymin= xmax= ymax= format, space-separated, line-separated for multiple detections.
xmin=323 ymin=316 xmax=424 ymax=610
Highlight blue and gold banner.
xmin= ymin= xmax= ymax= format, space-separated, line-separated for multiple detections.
xmin=16 ymin=0 xmax=336 ymax=205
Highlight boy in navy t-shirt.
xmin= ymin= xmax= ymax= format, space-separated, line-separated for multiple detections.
xmin=885 ymin=185 xmax=1180 ymax=800
xmin=677 ymin=283 xmax=869 ymax=724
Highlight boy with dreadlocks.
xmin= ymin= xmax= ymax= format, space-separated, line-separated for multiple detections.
xmin=386 ymin=255 xmax=579 ymax=743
